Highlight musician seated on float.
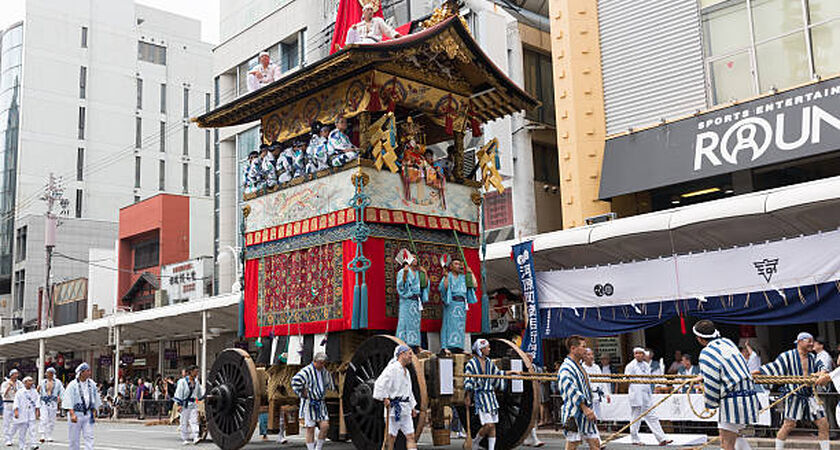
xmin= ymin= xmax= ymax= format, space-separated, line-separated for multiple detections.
xmin=327 ymin=116 xmax=358 ymax=167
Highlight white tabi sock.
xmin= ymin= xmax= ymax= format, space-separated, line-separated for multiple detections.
xmin=734 ymin=437 xmax=751 ymax=450
xmin=775 ymin=439 xmax=784 ymax=450
xmin=819 ymin=441 xmax=829 ymax=450
xmin=316 ymin=438 xmax=325 ymax=450
xmin=487 ymin=437 xmax=496 ymax=450
xmin=306 ymin=443 xmax=315 ymax=450
xmin=472 ymin=435 xmax=483 ymax=450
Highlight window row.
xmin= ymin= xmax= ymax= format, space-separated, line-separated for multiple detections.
xmin=134 ymin=156 xmax=210 ymax=196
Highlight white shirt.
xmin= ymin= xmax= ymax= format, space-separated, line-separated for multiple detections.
xmin=624 ymin=359 xmax=652 ymax=407
xmin=746 ymin=351 xmax=761 ymax=373
xmin=816 ymin=350 xmax=834 ymax=372
xmin=346 ymin=17 xmax=398 ymax=44
xmin=1 ymin=379 xmax=23 ymax=402
xmin=600 ymin=364 xmax=613 ymax=394
xmin=373 ymin=360 xmax=417 ymax=417
xmin=583 ymin=362 xmax=608 ymax=400
xmin=80 ymin=380 xmax=92 ymax=406
xmin=13 ymin=387 xmax=40 ymax=423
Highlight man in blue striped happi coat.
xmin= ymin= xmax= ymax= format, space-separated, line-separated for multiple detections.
xmin=558 ymin=335 xmax=600 ymax=450
xmin=694 ymin=320 xmax=759 ymax=450
xmin=292 ymin=352 xmax=335 ymax=450
xmin=464 ymin=339 xmax=505 ymax=450
xmin=757 ymin=332 xmax=831 ymax=450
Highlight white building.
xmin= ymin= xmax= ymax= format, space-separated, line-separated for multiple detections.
xmin=211 ymin=0 xmax=558 ymax=296
xmin=0 ymin=0 xmax=213 ymax=335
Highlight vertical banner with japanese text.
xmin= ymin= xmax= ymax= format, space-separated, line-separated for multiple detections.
xmin=513 ymin=241 xmax=543 ymax=366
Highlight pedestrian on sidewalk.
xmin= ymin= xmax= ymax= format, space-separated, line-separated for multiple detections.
xmin=2 ymin=369 xmax=24 ymax=446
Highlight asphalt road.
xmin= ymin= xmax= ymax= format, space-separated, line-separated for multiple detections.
xmin=2 ymin=420 xmax=574 ymax=449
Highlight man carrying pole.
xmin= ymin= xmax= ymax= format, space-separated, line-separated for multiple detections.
xmin=558 ymin=335 xmax=600 ymax=450
xmin=373 ymin=345 xmax=418 ymax=450
xmin=756 ymin=332 xmax=831 ymax=450
xmin=292 ymin=352 xmax=334 ymax=450
xmin=463 ymin=339 xmax=505 ymax=450
xmin=694 ymin=320 xmax=759 ymax=450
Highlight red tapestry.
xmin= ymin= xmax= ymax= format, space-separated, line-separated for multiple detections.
xmin=256 ymin=243 xmax=344 ymax=331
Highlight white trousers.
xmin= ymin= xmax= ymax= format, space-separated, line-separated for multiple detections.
xmin=630 ymin=405 xmax=667 ymax=443
xmin=39 ymin=403 xmax=58 ymax=439
xmin=68 ymin=411 xmax=94 ymax=450
xmin=180 ymin=407 xmax=199 ymax=441
xmin=3 ymin=405 xmax=16 ymax=444
xmin=13 ymin=421 xmax=35 ymax=450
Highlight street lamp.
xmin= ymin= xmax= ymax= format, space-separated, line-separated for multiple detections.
xmin=216 ymin=245 xmax=242 ymax=293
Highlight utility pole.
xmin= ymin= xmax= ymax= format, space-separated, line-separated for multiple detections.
xmin=39 ymin=173 xmax=69 ymax=330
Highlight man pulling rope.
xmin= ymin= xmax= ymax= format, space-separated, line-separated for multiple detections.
xmin=694 ymin=319 xmax=759 ymax=450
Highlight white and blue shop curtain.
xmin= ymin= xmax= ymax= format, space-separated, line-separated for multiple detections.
xmin=536 ymin=229 xmax=840 ymax=337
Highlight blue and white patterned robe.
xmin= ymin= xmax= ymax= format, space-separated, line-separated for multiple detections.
xmin=173 ymin=376 xmax=204 ymax=408
xmin=759 ymin=348 xmax=825 ymax=421
xmin=699 ymin=337 xmax=760 ymax=424
xmin=558 ymin=357 xmax=599 ymax=436
xmin=438 ymin=272 xmax=477 ymax=351
xmin=61 ymin=379 xmax=101 ymax=418
xmin=244 ymin=158 xmax=263 ymax=195
xmin=306 ymin=135 xmax=330 ymax=173
xmin=463 ymin=356 xmax=505 ymax=414
xmin=39 ymin=378 xmax=64 ymax=407
xmin=396 ymin=267 xmax=429 ymax=347
xmin=327 ymin=129 xmax=356 ymax=167
xmin=261 ymin=152 xmax=278 ymax=188
xmin=291 ymin=364 xmax=334 ymax=423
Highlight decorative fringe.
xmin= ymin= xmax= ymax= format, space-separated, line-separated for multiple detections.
xmin=367 ymin=76 xmax=381 ymax=112
xmin=445 ymin=114 xmax=454 ymax=135
xmin=762 ymin=291 xmax=772 ymax=309
xmin=797 ymin=286 xmax=806 ymax=304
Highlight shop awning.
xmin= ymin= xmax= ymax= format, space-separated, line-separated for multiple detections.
xmin=0 ymin=294 xmax=239 ymax=360
xmin=483 ymin=175 xmax=840 ymax=294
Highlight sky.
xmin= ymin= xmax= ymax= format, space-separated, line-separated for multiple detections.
xmin=1 ymin=0 xmax=221 ymax=44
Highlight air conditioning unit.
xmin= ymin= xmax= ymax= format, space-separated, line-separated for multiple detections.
xmin=585 ymin=212 xmax=617 ymax=225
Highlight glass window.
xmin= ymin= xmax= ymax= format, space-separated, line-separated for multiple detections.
xmin=135 ymin=117 xmax=142 ymax=148
xmin=204 ymin=166 xmax=210 ymax=196
xmin=756 ymin=32 xmax=810 ymax=91
xmin=159 ymin=160 xmax=165 ymax=191
xmin=78 ymin=107 xmax=86 ymax=139
xmin=811 ymin=20 xmax=840 ymax=75
xmin=183 ymin=125 xmax=189 ymax=155
xmin=709 ymin=51 xmax=755 ymax=102
xmin=702 ymin=2 xmax=751 ymax=57
xmin=182 ymin=163 xmax=189 ymax=193
xmin=14 ymin=269 xmax=24 ymax=309
xmin=523 ymin=49 xmax=555 ymax=126
xmin=532 ymin=142 xmax=560 ymax=185
xmin=160 ymin=83 xmax=166 ymax=113
xmin=79 ymin=67 xmax=87 ymax=99
xmin=160 ymin=121 xmax=166 ymax=152
xmin=136 ymin=78 xmax=143 ymax=110
xmin=237 ymin=57 xmax=257 ymax=96
xmin=135 ymin=156 xmax=141 ymax=188
xmin=76 ymin=148 xmax=84 ymax=181
xmin=809 ymin=0 xmax=840 ymax=23
xmin=183 ymin=87 xmax=189 ymax=118
xmin=75 ymin=189 xmax=82 ymax=218
xmin=751 ymin=0 xmax=804 ymax=43
xmin=138 ymin=41 xmax=166 ymax=65
xmin=81 ymin=27 xmax=88 ymax=48
xmin=281 ymin=36 xmax=299 ymax=73
xmin=205 ymin=130 xmax=210 ymax=159
xmin=205 ymin=92 xmax=210 ymax=113
xmin=15 ymin=226 xmax=26 ymax=262
xmin=133 ymin=240 xmax=159 ymax=270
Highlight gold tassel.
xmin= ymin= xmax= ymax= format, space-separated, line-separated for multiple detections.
xmin=597 ymin=308 xmax=602 ymax=321
xmin=815 ymin=283 xmax=820 ymax=299
xmin=658 ymin=302 xmax=663 ymax=319
xmin=797 ymin=286 xmax=806 ymax=304
xmin=745 ymin=292 xmax=750 ymax=308
xmin=763 ymin=291 xmax=772 ymax=309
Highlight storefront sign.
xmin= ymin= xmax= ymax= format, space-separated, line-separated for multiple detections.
xmin=160 ymin=257 xmax=212 ymax=304
xmin=512 ymin=241 xmax=543 ymax=366
xmin=164 ymin=348 xmax=177 ymax=360
xmin=121 ymin=354 xmax=135 ymax=365
xmin=98 ymin=355 xmax=112 ymax=367
xmin=134 ymin=358 xmax=147 ymax=367
xmin=600 ymin=77 xmax=840 ymax=199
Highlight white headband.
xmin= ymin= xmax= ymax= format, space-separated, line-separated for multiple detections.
xmin=632 ymin=347 xmax=645 ymax=353
xmin=692 ymin=324 xmax=720 ymax=340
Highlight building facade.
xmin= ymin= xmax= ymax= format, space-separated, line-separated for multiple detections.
xmin=210 ymin=0 xmax=561 ymax=296
xmin=0 ymin=0 xmax=213 ymax=334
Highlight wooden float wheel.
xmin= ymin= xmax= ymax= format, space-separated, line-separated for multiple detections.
xmin=342 ymin=335 xmax=428 ymax=450
xmin=456 ymin=338 xmax=539 ymax=450
xmin=205 ymin=348 xmax=261 ymax=450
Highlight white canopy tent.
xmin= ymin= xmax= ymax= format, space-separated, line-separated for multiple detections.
xmin=483 ymin=175 xmax=840 ymax=294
